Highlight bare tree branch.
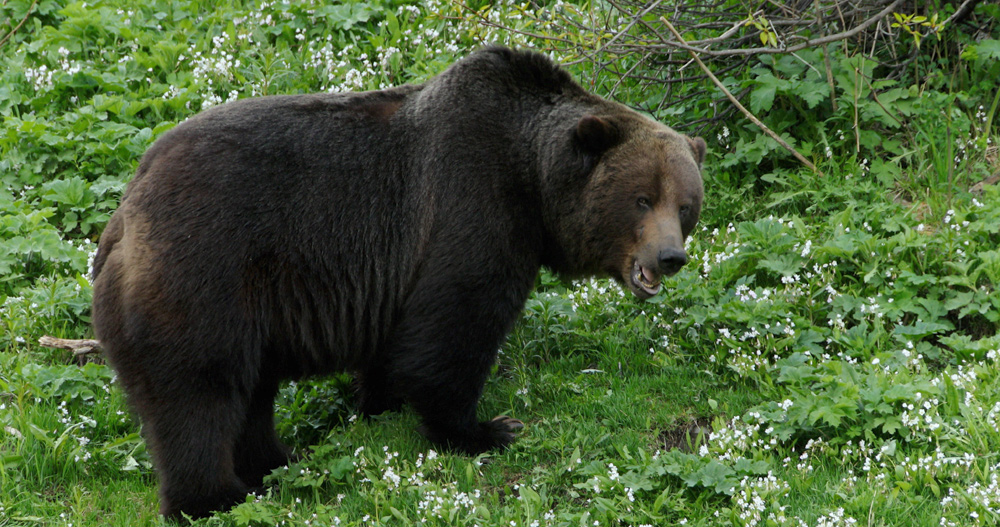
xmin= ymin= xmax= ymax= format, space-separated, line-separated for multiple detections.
xmin=943 ymin=0 xmax=981 ymax=27
xmin=659 ymin=16 xmax=821 ymax=175
xmin=454 ymin=0 xmax=994 ymax=143
xmin=640 ymin=0 xmax=904 ymax=57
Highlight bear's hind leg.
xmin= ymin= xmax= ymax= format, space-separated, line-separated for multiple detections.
xmin=233 ymin=378 xmax=292 ymax=487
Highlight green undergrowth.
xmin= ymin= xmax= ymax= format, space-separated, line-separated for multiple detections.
xmin=2 ymin=1 xmax=999 ymax=526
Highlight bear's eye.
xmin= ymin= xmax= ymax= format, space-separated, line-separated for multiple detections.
xmin=679 ymin=205 xmax=691 ymax=217
xmin=637 ymin=197 xmax=652 ymax=210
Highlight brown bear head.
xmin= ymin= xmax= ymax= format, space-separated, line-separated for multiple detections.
xmin=542 ymin=111 xmax=706 ymax=299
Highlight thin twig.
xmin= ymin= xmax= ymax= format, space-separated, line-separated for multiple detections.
xmin=0 ymin=0 xmax=37 ymax=49
xmin=609 ymin=48 xmax=655 ymax=97
xmin=448 ymin=5 xmax=578 ymax=47
xmin=862 ymin=73 xmax=904 ymax=127
xmin=852 ymin=60 xmax=860 ymax=155
xmin=818 ymin=0 xmax=838 ymax=112
xmin=691 ymin=19 xmax=747 ymax=45
xmin=659 ymin=16 xmax=821 ymax=175
xmin=590 ymin=0 xmax=664 ymax=61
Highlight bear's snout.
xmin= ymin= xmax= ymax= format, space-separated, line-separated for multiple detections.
xmin=658 ymin=247 xmax=687 ymax=276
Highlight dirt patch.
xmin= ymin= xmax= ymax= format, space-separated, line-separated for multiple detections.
xmin=659 ymin=417 xmax=713 ymax=452
xmin=970 ymin=172 xmax=1000 ymax=195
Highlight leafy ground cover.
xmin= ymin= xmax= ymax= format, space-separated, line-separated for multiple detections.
xmin=1 ymin=1 xmax=998 ymax=526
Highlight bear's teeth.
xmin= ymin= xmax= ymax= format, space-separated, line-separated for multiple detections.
xmin=641 ymin=265 xmax=657 ymax=285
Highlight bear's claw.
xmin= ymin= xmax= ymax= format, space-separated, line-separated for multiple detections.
xmin=491 ymin=415 xmax=524 ymax=431
xmin=481 ymin=415 xmax=524 ymax=450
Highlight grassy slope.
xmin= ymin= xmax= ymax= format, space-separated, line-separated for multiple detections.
xmin=1 ymin=1 xmax=999 ymax=526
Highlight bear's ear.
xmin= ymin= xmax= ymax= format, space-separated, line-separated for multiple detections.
xmin=575 ymin=115 xmax=620 ymax=154
xmin=687 ymin=136 xmax=707 ymax=167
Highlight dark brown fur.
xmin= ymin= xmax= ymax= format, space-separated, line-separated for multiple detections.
xmin=91 ymin=46 xmax=705 ymax=520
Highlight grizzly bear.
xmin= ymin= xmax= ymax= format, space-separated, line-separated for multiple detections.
xmin=91 ymin=46 xmax=706 ymax=520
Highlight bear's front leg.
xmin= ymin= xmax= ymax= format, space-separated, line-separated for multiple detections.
xmin=355 ymin=363 xmax=405 ymax=416
xmin=387 ymin=264 xmax=535 ymax=454
xmin=419 ymin=415 xmax=525 ymax=454
xmin=393 ymin=336 xmax=526 ymax=454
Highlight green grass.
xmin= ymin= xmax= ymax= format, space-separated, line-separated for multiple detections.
xmin=2 ymin=1 xmax=1000 ymax=526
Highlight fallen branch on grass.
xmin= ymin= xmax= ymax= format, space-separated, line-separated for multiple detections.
xmin=38 ymin=336 xmax=103 ymax=358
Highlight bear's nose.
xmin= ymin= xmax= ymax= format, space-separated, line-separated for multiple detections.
xmin=658 ymin=248 xmax=688 ymax=276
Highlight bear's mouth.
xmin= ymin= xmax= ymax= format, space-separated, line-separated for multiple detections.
xmin=629 ymin=259 xmax=661 ymax=298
